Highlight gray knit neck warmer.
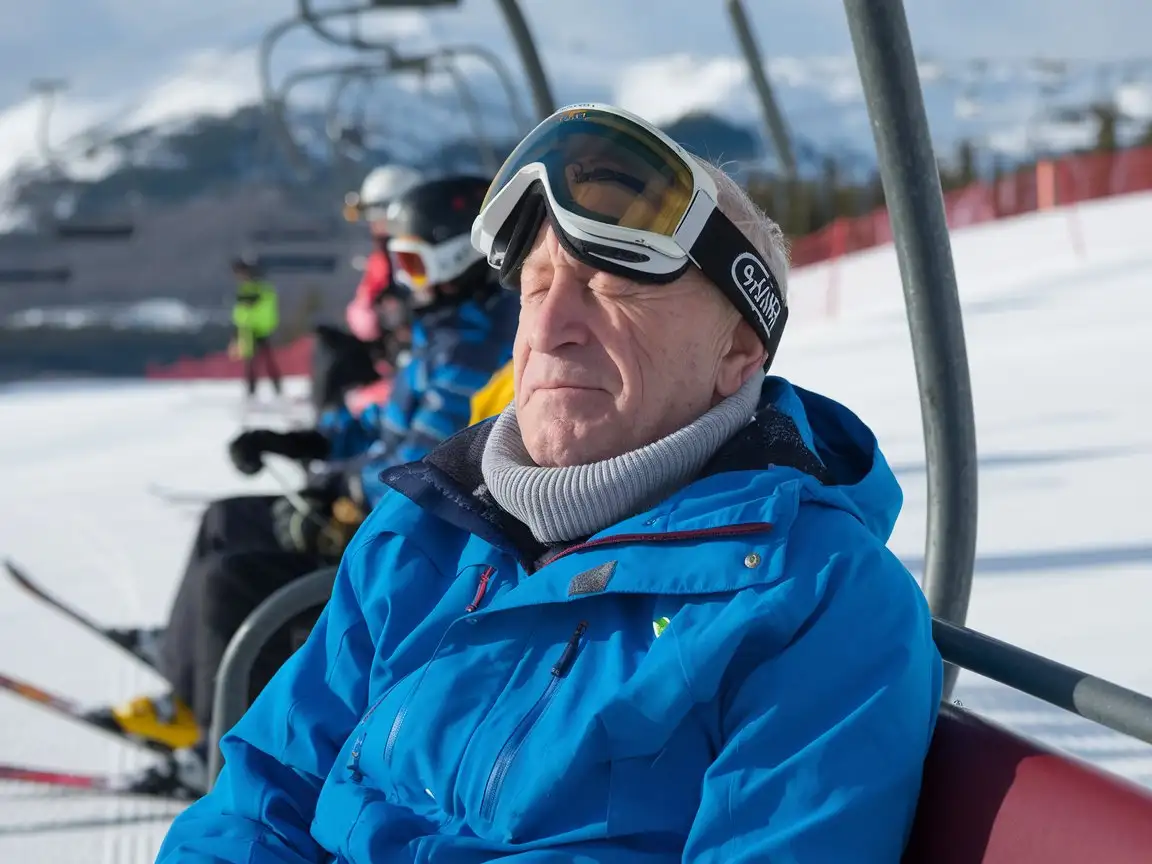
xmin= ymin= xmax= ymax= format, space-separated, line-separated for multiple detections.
xmin=480 ymin=374 xmax=763 ymax=543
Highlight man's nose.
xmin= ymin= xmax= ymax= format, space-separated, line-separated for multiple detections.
xmin=526 ymin=265 xmax=591 ymax=353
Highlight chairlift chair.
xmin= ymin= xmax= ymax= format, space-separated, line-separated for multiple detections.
xmin=210 ymin=2 xmax=1152 ymax=861
xmin=295 ymin=0 xmax=554 ymax=121
xmin=28 ymin=80 xmax=138 ymax=241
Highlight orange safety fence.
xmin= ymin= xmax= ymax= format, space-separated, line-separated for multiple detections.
xmin=146 ymin=335 xmax=315 ymax=380
xmin=791 ymin=145 xmax=1152 ymax=267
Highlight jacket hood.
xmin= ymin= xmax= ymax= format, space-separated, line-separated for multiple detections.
xmin=758 ymin=376 xmax=902 ymax=543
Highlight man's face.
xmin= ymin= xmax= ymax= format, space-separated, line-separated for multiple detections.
xmin=513 ymin=224 xmax=765 ymax=468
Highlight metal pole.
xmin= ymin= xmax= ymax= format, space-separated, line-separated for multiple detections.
xmin=725 ymin=0 xmax=796 ymax=178
xmin=841 ymin=0 xmax=978 ymax=699
xmin=491 ymin=0 xmax=554 ymax=121
xmin=934 ymin=619 xmax=1152 ymax=746
xmin=207 ymin=567 xmax=339 ymax=786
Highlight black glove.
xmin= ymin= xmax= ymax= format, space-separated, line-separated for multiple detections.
xmin=270 ymin=490 xmax=337 ymax=557
xmin=228 ymin=430 xmax=278 ymax=476
xmin=228 ymin=429 xmax=332 ymax=476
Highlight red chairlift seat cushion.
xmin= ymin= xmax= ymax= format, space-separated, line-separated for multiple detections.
xmin=902 ymin=703 xmax=1152 ymax=863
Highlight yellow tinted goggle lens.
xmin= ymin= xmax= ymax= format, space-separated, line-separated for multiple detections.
xmin=483 ymin=108 xmax=695 ymax=237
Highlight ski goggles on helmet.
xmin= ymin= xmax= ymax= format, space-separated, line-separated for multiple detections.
xmin=471 ymin=103 xmax=787 ymax=364
xmin=389 ymin=233 xmax=482 ymax=302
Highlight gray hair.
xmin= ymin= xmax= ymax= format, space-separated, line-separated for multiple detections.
xmin=695 ymin=158 xmax=790 ymax=305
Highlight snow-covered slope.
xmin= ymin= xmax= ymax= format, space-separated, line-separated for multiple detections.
xmin=2 ymin=192 xmax=1152 ymax=859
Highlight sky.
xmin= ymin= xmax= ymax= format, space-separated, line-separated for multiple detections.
xmin=0 ymin=0 xmax=1149 ymax=184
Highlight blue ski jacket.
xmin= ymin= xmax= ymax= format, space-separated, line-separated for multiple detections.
xmin=315 ymin=290 xmax=517 ymax=506
xmin=159 ymin=377 xmax=941 ymax=863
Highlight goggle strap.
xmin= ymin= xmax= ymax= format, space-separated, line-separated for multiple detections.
xmin=689 ymin=209 xmax=788 ymax=367
xmin=497 ymin=189 xmax=549 ymax=288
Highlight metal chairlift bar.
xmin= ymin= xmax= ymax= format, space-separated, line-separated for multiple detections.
xmin=841 ymin=0 xmax=979 ymax=699
xmin=433 ymin=45 xmax=533 ymax=132
xmin=724 ymin=0 xmax=797 ymax=178
xmin=299 ymin=0 xmax=458 ymax=52
xmin=207 ymin=567 xmax=339 ymax=786
xmin=295 ymin=1 xmax=551 ymax=124
xmin=432 ymin=58 xmax=500 ymax=173
xmin=935 ymin=618 xmax=1152 ymax=746
xmin=491 ymin=0 xmax=554 ymax=122
xmin=324 ymin=68 xmax=436 ymax=170
xmin=268 ymin=59 xmax=393 ymax=181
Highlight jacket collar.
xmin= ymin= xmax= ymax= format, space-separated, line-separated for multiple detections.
xmin=381 ymin=386 xmax=833 ymax=571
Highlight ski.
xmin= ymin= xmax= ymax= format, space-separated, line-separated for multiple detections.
xmin=2 ymin=559 xmax=159 ymax=671
xmin=0 ymin=671 xmax=172 ymax=756
xmin=145 ymin=483 xmax=217 ymax=506
xmin=0 ymin=761 xmax=198 ymax=801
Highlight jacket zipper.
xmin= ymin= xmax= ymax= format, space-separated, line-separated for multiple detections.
xmin=465 ymin=566 xmax=495 ymax=612
xmin=346 ymin=686 xmax=398 ymax=782
xmin=479 ymin=621 xmax=588 ymax=822
xmin=347 ymin=566 xmax=498 ymax=781
xmin=382 ymin=566 xmax=499 ymax=769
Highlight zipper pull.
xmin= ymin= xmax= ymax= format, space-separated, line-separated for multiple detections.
xmin=346 ymin=732 xmax=366 ymax=782
xmin=465 ymin=566 xmax=495 ymax=613
xmin=551 ymin=621 xmax=588 ymax=678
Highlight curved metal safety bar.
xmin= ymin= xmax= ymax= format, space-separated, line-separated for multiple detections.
xmin=724 ymin=0 xmax=796 ymax=178
xmin=400 ymin=44 xmax=532 ymax=133
xmin=935 ymin=619 xmax=1152 ymax=746
xmin=267 ymin=58 xmax=397 ymax=182
xmin=842 ymin=0 xmax=978 ymax=699
xmin=258 ymin=13 xmax=387 ymax=182
xmin=297 ymin=0 xmax=554 ymax=122
xmin=324 ymin=66 xmax=436 ymax=167
xmin=299 ymin=0 xmax=459 ymax=52
xmin=321 ymin=52 xmax=506 ymax=175
xmin=207 ymin=566 xmax=339 ymax=786
xmin=29 ymin=79 xmax=70 ymax=181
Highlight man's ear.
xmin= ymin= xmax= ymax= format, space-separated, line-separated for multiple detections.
xmin=716 ymin=319 xmax=767 ymax=399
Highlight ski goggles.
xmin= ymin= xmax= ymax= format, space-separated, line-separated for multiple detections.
xmin=470 ymin=103 xmax=787 ymax=363
xmin=389 ymin=233 xmax=482 ymax=300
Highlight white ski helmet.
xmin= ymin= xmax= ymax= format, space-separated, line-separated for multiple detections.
xmin=347 ymin=164 xmax=424 ymax=222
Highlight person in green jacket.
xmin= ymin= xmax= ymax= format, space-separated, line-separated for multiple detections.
xmin=230 ymin=256 xmax=282 ymax=398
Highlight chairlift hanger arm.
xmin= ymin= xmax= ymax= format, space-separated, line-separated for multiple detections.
xmin=425 ymin=44 xmax=532 ymax=133
xmin=432 ymin=59 xmax=500 ymax=173
xmin=324 ymin=68 xmax=431 ymax=160
xmin=271 ymin=60 xmax=398 ymax=181
xmin=725 ymin=0 xmax=797 ymax=178
xmin=297 ymin=0 xmax=440 ymax=51
xmin=296 ymin=0 xmax=552 ymax=123
xmin=841 ymin=0 xmax=978 ymax=700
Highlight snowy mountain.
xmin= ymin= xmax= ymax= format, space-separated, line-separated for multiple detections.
xmin=3 ymin=50 xmax=1151 ymax=230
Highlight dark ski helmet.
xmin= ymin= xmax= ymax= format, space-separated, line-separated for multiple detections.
xmin=385 ymin=175 xmax=491 ymax=300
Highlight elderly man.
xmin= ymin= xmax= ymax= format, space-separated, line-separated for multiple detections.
xmin=158 ymin=104 xmax=941 ymax=863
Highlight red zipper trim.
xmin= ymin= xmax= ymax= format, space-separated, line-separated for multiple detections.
xmin=546 ymin=522 xmax=773 ymax=567
xmin=465 ymin=566 xmax=495 ymax=612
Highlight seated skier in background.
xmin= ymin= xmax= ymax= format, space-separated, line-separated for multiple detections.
xmin=158 ymin=104 xmax=941 ymax=862
xmin=97 ymin=174 xmax=517 ymax=798
xmin=311 ymin=164 xmax=425 ymax=416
